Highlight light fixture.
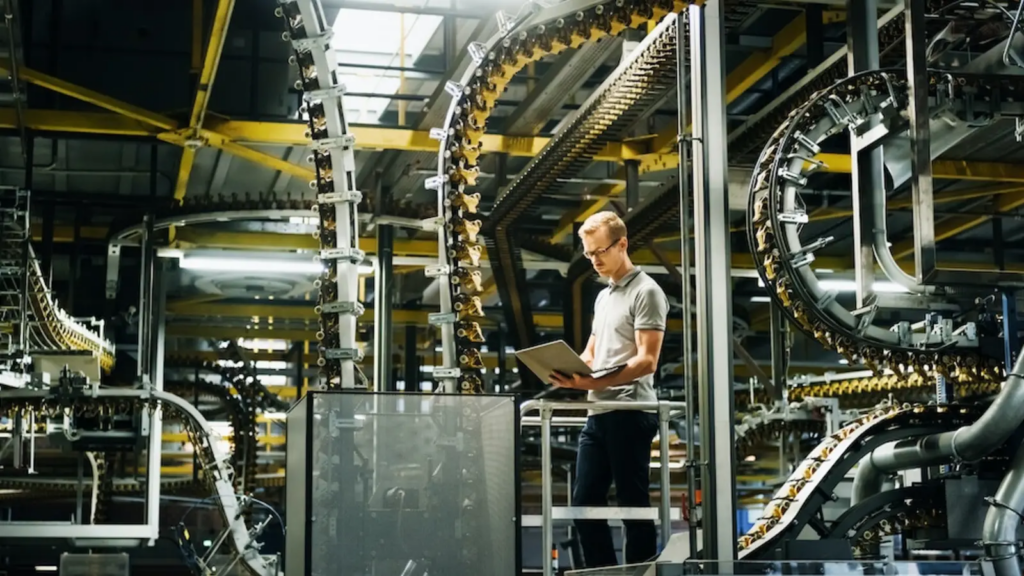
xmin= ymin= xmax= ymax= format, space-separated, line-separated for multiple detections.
xmin=757 ymin=278 xmax=908 ymax=294
xmin=749 ymin=296 xmax=772 ymax=303
xmin=170 ymin=250 xmax=374 ymax=276
xmin=35 ymin=566 xmax=57 ymax=572
xmin=744 ymin=454 xmax=757 ymax=462
xmin=263 ymin=412 xmax=287 ymax=421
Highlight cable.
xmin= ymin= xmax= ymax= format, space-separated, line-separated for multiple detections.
xmin=85 ymin=451 xmax=99 ymax=524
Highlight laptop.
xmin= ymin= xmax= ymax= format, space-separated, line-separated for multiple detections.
xmin=514 ymin=340 xmax=624 ymax=383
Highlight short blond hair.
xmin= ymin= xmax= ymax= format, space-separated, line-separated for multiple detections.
xmin=578 ymin=211 xmax=627 ymax=239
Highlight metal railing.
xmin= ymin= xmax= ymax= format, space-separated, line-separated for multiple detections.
xmin=520 ymin=400 xmax=688 ymax=576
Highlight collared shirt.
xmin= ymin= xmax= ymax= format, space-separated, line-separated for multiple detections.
xmin=588 ymin=267 xmax=669 ymax=415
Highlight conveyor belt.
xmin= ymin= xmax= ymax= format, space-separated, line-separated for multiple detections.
xmin=485 ymin=15 xmax=680 ymax=350
xmin=429 ymin=0 xmax=763 ymax=394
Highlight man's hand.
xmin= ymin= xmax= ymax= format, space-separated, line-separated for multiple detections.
xmin=549 ymin=371 xmax=599 ymax=390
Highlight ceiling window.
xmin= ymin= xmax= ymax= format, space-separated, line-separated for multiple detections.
xmin=331 ymin=9 xmax=443 ymax=124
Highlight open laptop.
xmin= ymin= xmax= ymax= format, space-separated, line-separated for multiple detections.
xmin=514 ymin=340 xmax=624 ymax=383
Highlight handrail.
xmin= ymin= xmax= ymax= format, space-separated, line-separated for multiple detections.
xmin=520 ymin=399 xmax=687 ymax=417
xmin=521 ymin=399 xmax=685 ymax=576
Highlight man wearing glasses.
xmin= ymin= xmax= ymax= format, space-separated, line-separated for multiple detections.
xmin=549 ymin=211 xmax=670 ymax=568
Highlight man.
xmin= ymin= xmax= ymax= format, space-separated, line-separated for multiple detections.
xmin=549 ymin=211 xmax=670 ymax=568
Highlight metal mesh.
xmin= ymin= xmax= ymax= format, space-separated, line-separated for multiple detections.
xmin=307 ymin=392 xmax=517 ymax=576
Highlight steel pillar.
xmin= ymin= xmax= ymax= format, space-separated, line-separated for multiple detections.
xmin=674 ymin=8 xmax=699 ymax=558
xmin=625 ymin=159 xmax=640 ymax=212
xmin=144 ymin=259 xmax=166 ymax=531
xmin=847 ymin=0 xmax=880 ymax=308
xmin=137 ymin=214 xmax=155 ymax=381
xmin=373 ymin=175 xmax=395 ymax=392
xmin=1004 ymin=292 xmax=1019 ymax=373
xmin=404 ymin=324 xmax=418 ymax=392
xmin=769 ymin=303 xmax=787 ymax=401
xmin=906 ymin=0 xmax=937 ymax=283
xmin=689 ymin=1 xmax=736 ymax=561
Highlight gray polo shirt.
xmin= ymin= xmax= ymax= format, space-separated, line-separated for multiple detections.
xmin=588 ymin=268 xmax=669 ymax=415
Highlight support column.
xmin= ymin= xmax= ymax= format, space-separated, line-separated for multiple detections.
xmin=625 ymin=159 xmax=640 ymax=212
xmin=674 ymin=8 xmax=699 ymax=558
xmin=847 ymin=0 xmax=880 ymax=308
xmin=137 ymin=214 xmax=155 ymax=381
xmin=404 ymin=324 xmax=418 ymax=392
xmin=689 ymin=1 xmax=736 ymax=560
xmin=373 ymin=172 xmax=395 ymax=392
xmin=144 ymin=259 xmax=166 ymax=536
xmin=769 ymin=304 xmax=787 ymax=402
xmin=906 ymin=0 xmax=937 ymax=282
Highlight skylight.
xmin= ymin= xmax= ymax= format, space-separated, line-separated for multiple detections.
xmin=331 ymin=9 xmax=443 ymax=124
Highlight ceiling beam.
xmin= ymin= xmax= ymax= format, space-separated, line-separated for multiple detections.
xmin=172 ymin=0 xmax=237 ymax=204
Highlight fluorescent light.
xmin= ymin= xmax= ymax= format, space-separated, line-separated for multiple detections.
xmin=750 ymin=296 xmax=772 ymax=303
xmin=818 ymin=280 xmax=909 ymax=294
xmin=36 ymin=566 xmax=57 ymax=572
xmin=744 ymin=454 xmax=757 ymax=462
xmin=239 ymin=338 xmax=290 ymax=351
xmin=263 ymin=412 xmax=287 ymax=421
xmin=181 ymin=256 xmax=322 ymax=275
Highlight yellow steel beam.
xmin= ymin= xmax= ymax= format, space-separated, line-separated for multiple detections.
xmin=814 ymin=154 xmax=1024 ymax=182
xmin=209 ymin=117 xmax=650 ymax=163
xmin=172 ymin=148 xmax=197 ymax=202
xmin=0 ymin=63 xmax=178 ymax=131
xmin=725 ymin=14 xmax=808 ymax=104
xmin=172 ymin=0 xmax=236 ymax=205
xmin=0 ymin=109 xmax=159 ymax=136
xmin=890 ymin=188 xmax=1024 ymax=259
xmin=190 ymin=0 xmax=235 ymax=130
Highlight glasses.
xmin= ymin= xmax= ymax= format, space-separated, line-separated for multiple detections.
xmin=582 ymin=238 xmax=621 ymax=260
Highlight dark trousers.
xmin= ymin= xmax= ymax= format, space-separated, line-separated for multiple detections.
xmin=572 ymin=410 xmax=659 ymax=568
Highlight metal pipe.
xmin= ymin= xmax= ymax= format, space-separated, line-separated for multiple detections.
xmin=854 ymin=345 xmax=1024 ymax=504
xmin=373 ymin=172 xmax=395 ymax=391
xmin=847 ymin=0 xmax=880 ymax=306
xmin=674 ymin=15 xmax=698 ymax=553
xmin=983 ymin=439 xmax=1024 ymax=576
xmin=658 ymin=405 xmax=672 ymax=549
xmin=541 ymin=407 xmax=553 ymax=576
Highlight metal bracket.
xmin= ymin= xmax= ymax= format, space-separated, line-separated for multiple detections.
xmin=425 ymin=175 xmax=446 ymax=191
xmin=425 ymin=265 xmax=451 ymax=278
xmin=321 ymin=301 xmax=365 ymax=316
xmin=496 ymin=11 xmax=516 ymax=35
xmin=444 ymin=81 xmax=464 ymax=98
xmin=319 ymin=247 xmax=366 ymax=263
xmin=290 ymin=30 xmax=333 ymax=51
xmin=429 ymin=127 xmax=448 ymax=142
xmin=323 ymin=348 xmax=365 ymax=362
xmin=467 ymin=42 xmax=488 ymax=64
xmin=428 ymin=312 xmax=457 ymax=326
xmin=317 ymin=190 xmax=362 ymax=204
xmin=778 ymin=169 xmax=808 ymax=187
xmin=793 ymin=132 xmax=821 ymax=155
xmin=791 ymin=253 xmax=815 ymax=269
xmin=303 ymin=85 xmax=347 ymax=102
xmin=433 ymin=367 xmax=462 ymax=379
xmin=778 ymin=211 xmax=809 ymax=224
xmin=311 ymin=134 xmax=356 ymax=151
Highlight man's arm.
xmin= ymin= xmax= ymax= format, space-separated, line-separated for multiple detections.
xmin=579 ymin=334 xmax=597 ymax=368
xmin=559 ymin=329 xmax=663 ymax=391
xmin=550 ymin=282 xmax=669 ymax=391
